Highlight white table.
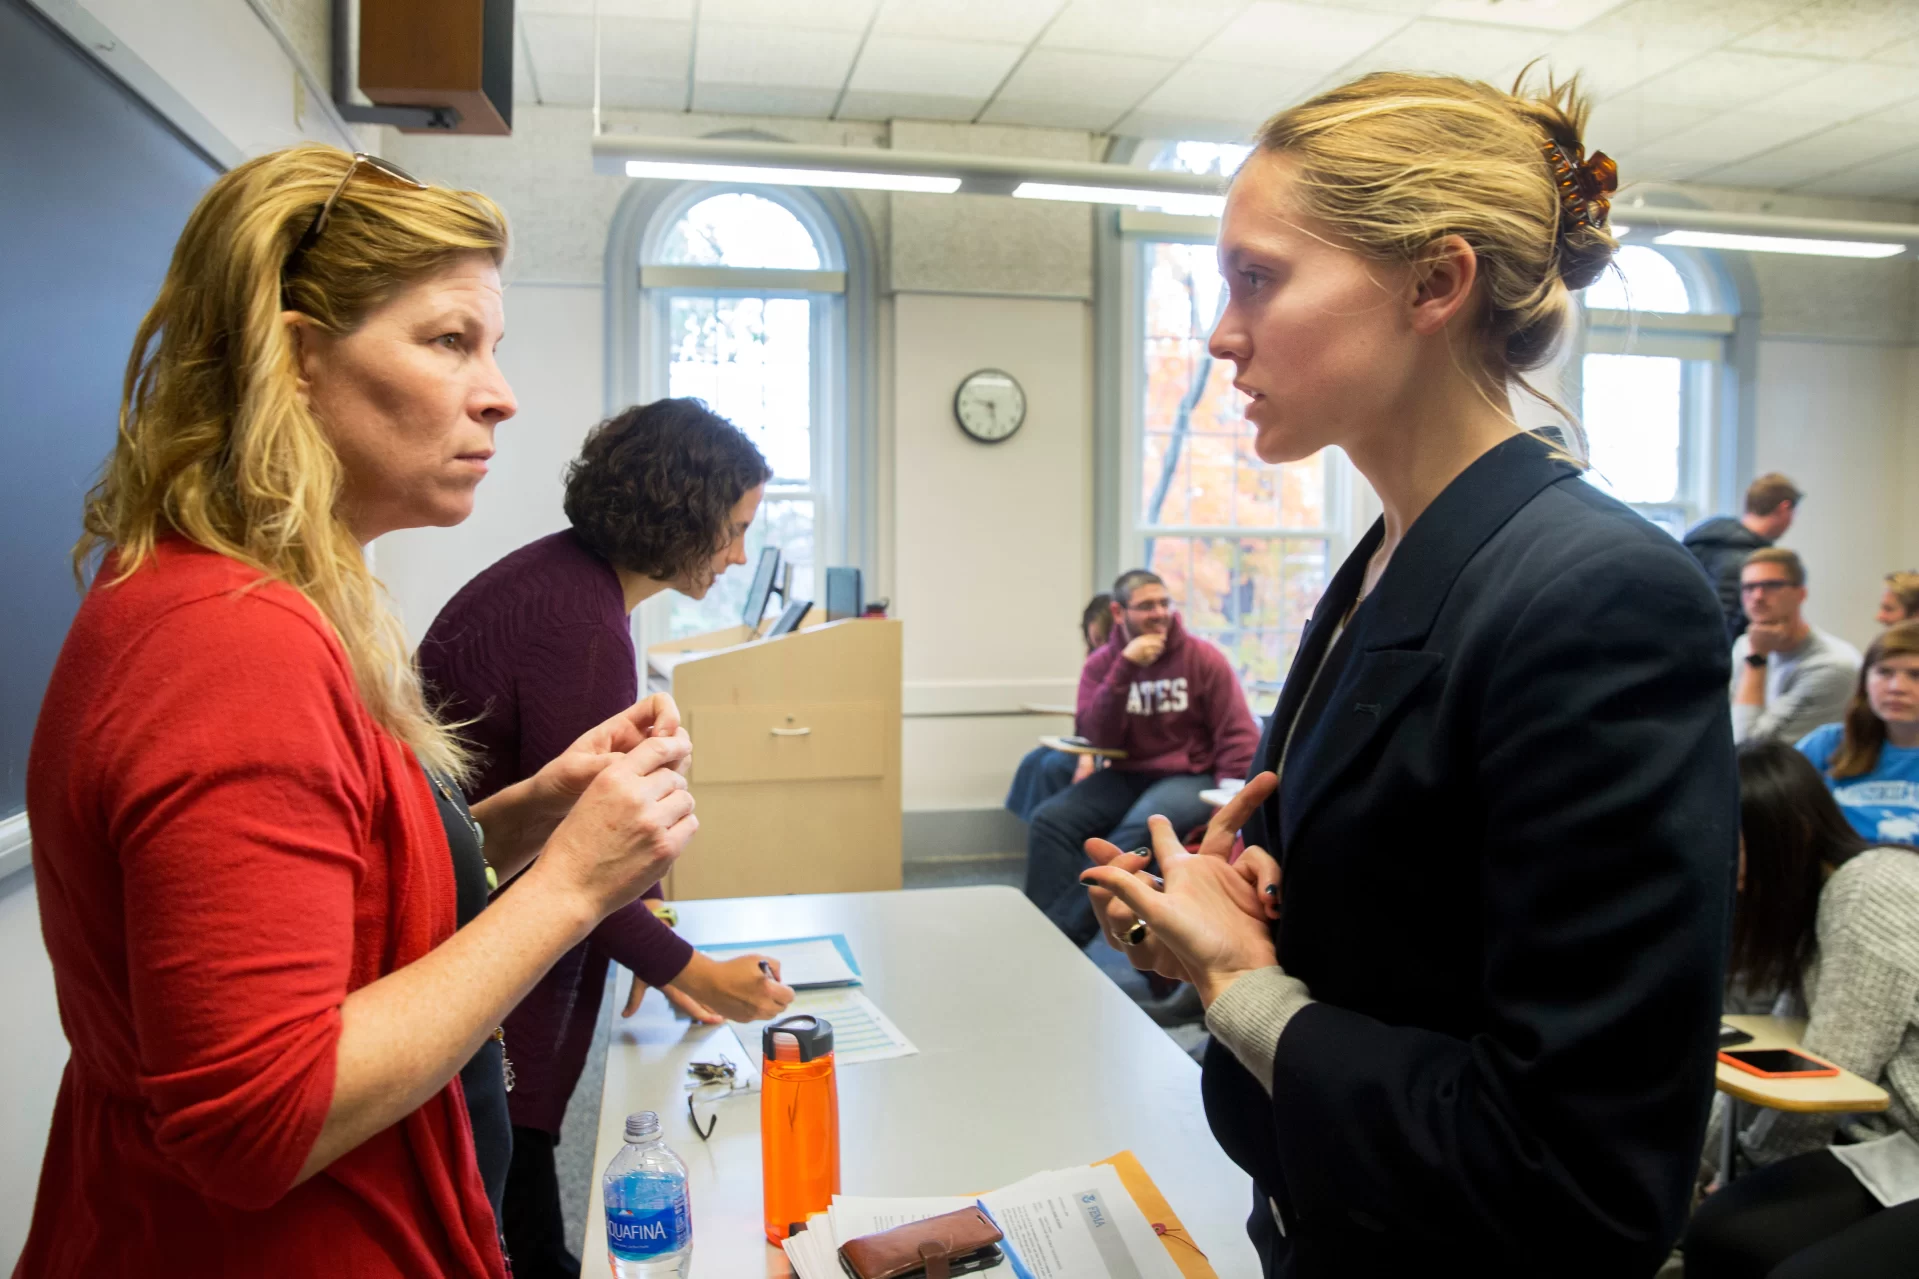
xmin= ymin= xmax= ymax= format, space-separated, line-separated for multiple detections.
xmin=581 ymin=885 xmax=1260 ymax=1278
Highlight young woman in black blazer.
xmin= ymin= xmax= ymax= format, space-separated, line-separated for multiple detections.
xmin=1083 ymin=72 xmax=1736 ymax=1277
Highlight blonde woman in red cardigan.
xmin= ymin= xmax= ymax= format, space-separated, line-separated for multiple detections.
xmin=19 ymin=147 xmax=697 ymax=1278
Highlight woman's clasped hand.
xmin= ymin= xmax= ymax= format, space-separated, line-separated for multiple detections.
xmin=1080 ymin=771 xmax=1283 ymax=1006
xmin=520 ymin=696 xmax=699 ymax=921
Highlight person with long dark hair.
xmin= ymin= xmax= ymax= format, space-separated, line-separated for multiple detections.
xmin=1684 ymin=742 xmax=1919 ymax=1278
xmin=1797 ymin=620 xmax=1919 ymax=847
xmin=418 ymin=397 xmax=795 ymax=1277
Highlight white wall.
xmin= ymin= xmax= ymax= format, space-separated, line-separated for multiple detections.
xmin=893 ymin=293 xmax=1094 ymax=810
xmin=1753 ymin=340 xmax=1916 ymax=654
xmin=0 ymin=874 xmax=65 ymax=1263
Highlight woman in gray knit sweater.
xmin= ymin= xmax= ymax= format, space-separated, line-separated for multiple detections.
xmin=1685 ymin=742 xmax=1919 ymax=1278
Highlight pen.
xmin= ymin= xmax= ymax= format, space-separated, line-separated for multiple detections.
xmin=759 ymin=960 xmax=773 ymax=979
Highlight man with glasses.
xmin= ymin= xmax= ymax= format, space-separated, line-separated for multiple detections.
xmin=1023 ymin=569 xmax=1258 ymax=948
xmin=1733 ymin=547 xmax=1859 ymax=745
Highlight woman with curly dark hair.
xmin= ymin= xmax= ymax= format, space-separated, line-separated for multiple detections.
xmin=418 ymin=396 xmax=792 ymax=1277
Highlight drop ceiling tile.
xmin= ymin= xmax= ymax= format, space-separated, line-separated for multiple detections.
xmin=1425 ymin=0 xmax=1630 ymax=31
xmin=1133 ymin=58 xmax=1320 ymax=122
xmin=1583 ymin=97 xmax=1717 ymax=154
xmin=1337 ymin=18 xmax=1557 ymax=82
xmin=1699 ymin=118 xmax=1919 ymax=187
xmin=1733 ymin=0 xmax=1919 ymax=61
xmin=1627 ymin=110 xmax=1831 ymax=174
xmin=834 ymin=89 xmax=989 ymax=122
xmin=694 ymin=24 xmax=863 ymax=89
xmin=1622 ymin=50 xmax=1840 ymax=112
xmin=1797 ymin=146 xmax=1919 ymax=199
xmin=1039 ymin=0 xmax=1248 ymax=59
xmin=1871 ymin=37 xmax=1919 ymax=64
xmin=869 ymin=0 xmax=1061 ymax=46
xmin=538 ymin=71 xmax=687 ymax=110
xmin=976 ymin=97 xmax=1139 ymax=130
xmin=699 ymin=0 xmax=879 ymax=30
xmin=843 ymin=35 xmax=1027 ymax=97
xmin=690 ymin=84 xmax=846 ymax=116
xmin=1532 ymin=35 xmax=1703 ymax=99
xmin=518 ymin=0 xmax=696 ymax=18
xmin=989 ymin=48 xmax=1178 ymax=108
xmin=1755 ymin=61 xmax=1919 ymax=122
xmin=1578 ymin=0 xmax=1807 ymax=52
xmin=523 ymin=13 xmax=692 ymax=84
xmin=1195 ymin=2 xmax=1414 ymax=70
xmin=1111 ymin=107 xmax=1267 ymax=142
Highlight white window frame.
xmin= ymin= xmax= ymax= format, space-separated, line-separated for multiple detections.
xmin=1575 ymin=245 xmax=1739 ymax=536
xmin=610 ymin=180 xmax=873 ymax=650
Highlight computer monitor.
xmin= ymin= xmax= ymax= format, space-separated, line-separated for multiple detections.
xmin=766 ymin=598 xmax=812 ymax=638
xmin=742 ymin=546 xmax=780 ymax=629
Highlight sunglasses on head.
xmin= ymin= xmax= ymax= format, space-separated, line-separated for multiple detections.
xmin=280 ymin=153 xmax=428 ymax=294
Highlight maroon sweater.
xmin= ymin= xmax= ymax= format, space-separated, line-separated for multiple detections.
xmin=1077 ymin=612 xmax=1259 ymax=781
xmin=418 ymin=530 xmax=693 ymax=1135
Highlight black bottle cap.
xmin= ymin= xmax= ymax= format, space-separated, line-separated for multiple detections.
xmin=763 ymin=1014 xmax=834 ymax=1063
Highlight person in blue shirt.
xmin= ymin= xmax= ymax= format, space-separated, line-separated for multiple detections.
xmin=1798 ymin=620 xmax=1919 ymax=847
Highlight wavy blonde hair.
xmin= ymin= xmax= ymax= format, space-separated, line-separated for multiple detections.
xmin=76 ymin=144 xmax=508 ymax=778
xmin=1252 ymin=70 xmax=1618 ymax=445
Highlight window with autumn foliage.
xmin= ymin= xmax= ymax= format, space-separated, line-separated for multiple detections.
xmin=1122 ymin=143 xmax=1341 ymax=710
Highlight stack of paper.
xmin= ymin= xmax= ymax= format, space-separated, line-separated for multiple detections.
xmin=698 ymin=934 xmax=863 ymax=988
xmin=782 ymin=1161 xmax=1189 ymax=1279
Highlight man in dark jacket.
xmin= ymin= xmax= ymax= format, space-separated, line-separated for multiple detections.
xmin=1683 ymin=471 xmax=1800 ymax=640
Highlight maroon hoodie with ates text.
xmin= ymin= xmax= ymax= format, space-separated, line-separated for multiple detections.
xmin=1076 ymin=611 xmax=1259 ymax=781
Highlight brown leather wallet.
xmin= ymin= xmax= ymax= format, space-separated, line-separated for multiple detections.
xmin=837 ymin=1206 xmax=1005 ymax=1279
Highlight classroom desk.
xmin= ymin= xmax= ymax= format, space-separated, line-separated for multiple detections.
xmin=582 ymin=885 xmax=1260 ymax=1278
xmin=1039 ymin=733 xmax=1126 ymax=759
xmin=1715 ymin=1014 xmax=1889 ymax=1180
xmin=1198 ymin=781 xmax=1246 ymax=809
xmin=1717 ymin=1015 xmax=1889 ymax=1112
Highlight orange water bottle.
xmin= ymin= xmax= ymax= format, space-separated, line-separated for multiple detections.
xmin=761 ymin=1014 xmax=839 ymax=1244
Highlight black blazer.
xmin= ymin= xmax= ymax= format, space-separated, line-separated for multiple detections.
xmin=1204 ymin=434 xmax=1736 ymax=1278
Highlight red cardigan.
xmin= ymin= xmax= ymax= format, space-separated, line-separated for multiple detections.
xmin=18 ymin=540 xmax=506 ymax=1278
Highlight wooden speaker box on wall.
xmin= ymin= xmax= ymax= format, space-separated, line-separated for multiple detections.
xmin=358 ymin=0 xmax=513 ymax=136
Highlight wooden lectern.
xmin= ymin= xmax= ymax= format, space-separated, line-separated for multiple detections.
xmin=646 ymin=616 xmax=902 ymax=900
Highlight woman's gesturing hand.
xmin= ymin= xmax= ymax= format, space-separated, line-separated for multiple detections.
xmin=532 ymin=693 xmax=687 ymax=816
xmin=535 ymin=733 xmax=697 ymax=921
xmin=1082 ymin=814 xmax=1280 ymax=1008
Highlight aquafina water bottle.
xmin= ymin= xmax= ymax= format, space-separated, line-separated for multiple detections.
xmin=603 ymin=1110 xmax=691 ymax=1277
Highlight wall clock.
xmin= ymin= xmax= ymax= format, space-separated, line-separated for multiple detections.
xmin=953 ymin=368 xmax=1026 ymax=444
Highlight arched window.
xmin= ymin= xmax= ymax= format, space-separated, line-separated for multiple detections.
xmin=629 ymin=185 xmax=851 ymax=640
xmin=1578 ymin=245 xmax=1735 ymax=536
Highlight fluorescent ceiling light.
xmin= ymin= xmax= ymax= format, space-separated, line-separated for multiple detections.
xmin=624 ymin=159 xmax=960 ymax=194
xmin=1654 ymin=229 xmax=1905 ymax=259
xmin=1013 ymin=182 xmax=1226 ymax=217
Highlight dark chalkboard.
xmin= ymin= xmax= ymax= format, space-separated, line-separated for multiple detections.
xmin=0 ymin=0 xmax=220 ymax=815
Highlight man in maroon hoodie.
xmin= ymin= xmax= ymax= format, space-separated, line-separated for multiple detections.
xmin=1024 ymin=569 xmax=1259 ymax=946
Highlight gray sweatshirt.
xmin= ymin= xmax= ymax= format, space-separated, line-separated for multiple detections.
xmin=1730 ymin=625 xmax=1860 ymax=746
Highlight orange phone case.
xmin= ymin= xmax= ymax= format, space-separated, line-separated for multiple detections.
xmin=1717 ymin=1048 xmax=1841 ymax=1079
